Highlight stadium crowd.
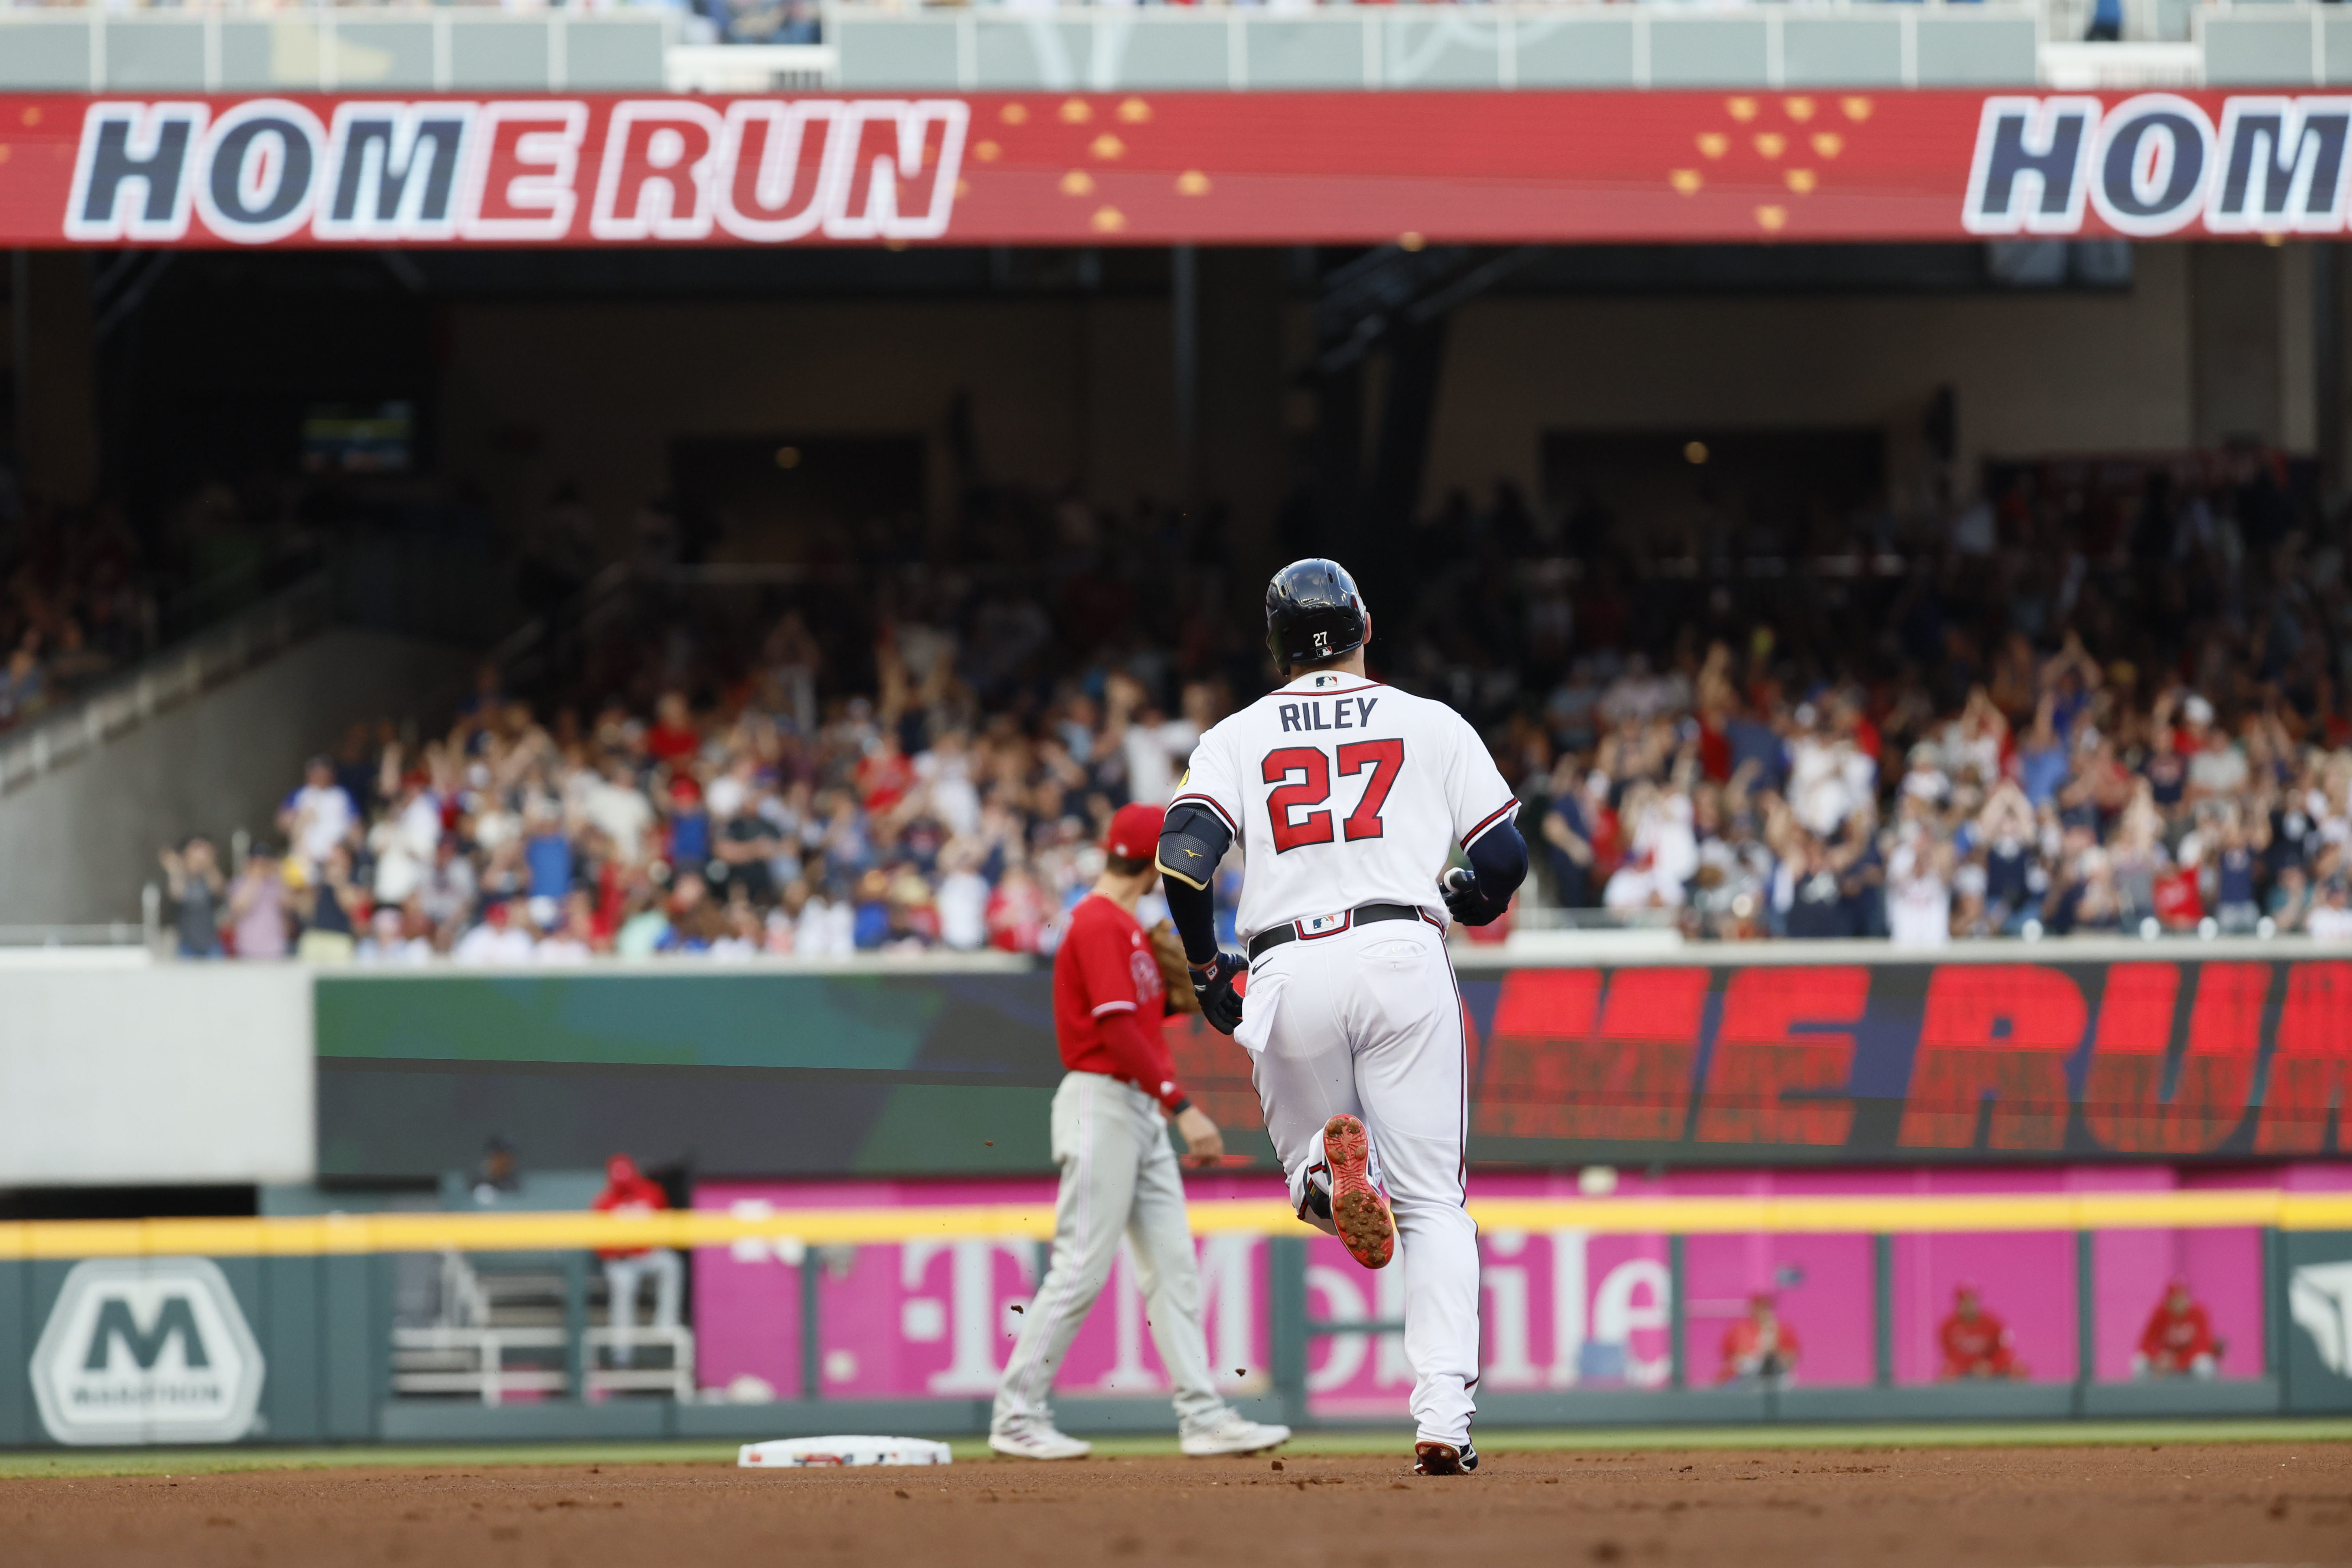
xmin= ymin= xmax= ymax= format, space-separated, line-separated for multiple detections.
xmin=167 ymin=660 xmax=1230 ymax=962
xmin=159 ymin=450 xmax=2352 ymax=958
xmin=1520 ymin=454 xmax=2352 ymax=944
xmin=0 ymin=495 xmax=153 ymax=732
xmin=1 ymin=465 xmax=345 ymax=736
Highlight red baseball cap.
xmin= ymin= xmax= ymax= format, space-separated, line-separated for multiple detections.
xmin=1107 ymin=802 xmax=1165 ymax=860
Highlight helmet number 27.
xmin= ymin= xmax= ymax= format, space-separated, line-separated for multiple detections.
xmin=1261 ymin=740 xmax=1404 ymax=853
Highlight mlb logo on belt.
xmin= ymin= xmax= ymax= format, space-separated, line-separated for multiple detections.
xmin=1296 ymin=910 xmax=1352 ymax=938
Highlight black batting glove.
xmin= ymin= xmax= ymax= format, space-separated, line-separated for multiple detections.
xmin=1191 ymin=951 xmax=1247 ymax=1035
xmin=1441 ymin=867 xmax=1509 ymax=927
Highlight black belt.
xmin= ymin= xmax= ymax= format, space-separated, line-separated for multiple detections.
xmin=1247 ymin=901 xmax=1439 ymax=961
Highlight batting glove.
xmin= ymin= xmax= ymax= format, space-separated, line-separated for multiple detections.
xmin=1441 ymin=867 xmax=1509 ymax=927
xmin=1191 ymin=951 xmax=1247 ymax=1035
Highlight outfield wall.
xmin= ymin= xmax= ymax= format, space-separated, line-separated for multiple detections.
xmin=0 ymin=962 xmax=312 ymax=1187
xmin=2 ymin=1186 xmax=2350 ymax=1448
xmin=689 ymin=1170 xmax=2352 ymax=1417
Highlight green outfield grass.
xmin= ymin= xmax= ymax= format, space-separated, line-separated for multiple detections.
xmin=3 ymin=1419 xmax=2348 ymax=1480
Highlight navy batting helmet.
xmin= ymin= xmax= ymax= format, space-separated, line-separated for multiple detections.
xmin=1265 ymin=558 xmax=1368 ymax=673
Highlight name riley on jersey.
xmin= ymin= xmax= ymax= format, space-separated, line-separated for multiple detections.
xmin=1276 ymin=696 xmax=1380 ymax=733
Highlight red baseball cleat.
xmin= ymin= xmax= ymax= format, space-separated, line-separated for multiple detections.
xmin=1412 ymin=1441 xmax=1478 ymax=1476
xmin=1322 ymin=1114 xmax=1394 ymax=1270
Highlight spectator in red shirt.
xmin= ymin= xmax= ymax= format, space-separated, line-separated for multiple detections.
xmin=2133 ymin=1278 xmax=2221 ymax=1378
xmin=986 ymin=863 xmax=1050 ymax=953
xmin=1718 ymin=1293 xmax=1802 ymax=1387
xmin=2152 ymin=858 xmax=2204 ymax=930
xmin=991 ymin=803 xmax=1287 ymax=1463
xmin=645 ymin=691 xmax=701 ymax=768
xmin=592 ymin=1154 xmax=679 ymax=1368
xmin=1938 ymin=1283 xmax=2027 ymax=1380
xmin=856 ymin=732 xmax=916 ymax=815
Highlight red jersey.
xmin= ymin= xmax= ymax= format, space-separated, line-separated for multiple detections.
xmin=2139 ymin=1301 xmax=2217 ymax=1368
xmin=2153 ymin=866 xmax=2202 ymax=927
xmin=1939 ymin=1309 xmax=2019 ymax=1377
xmin=646 ymin=723 xmax=701 ymax=767
xmin=1053 ymin=893 xmax=1186 ymax=1112
xmin=592 ymin=1168 xmax=670 ymax=1260
xmin=857 ymin=747 xmax=916 ymax=815
xmin=1718 ymin=1316 xmax=1802 ymax=1382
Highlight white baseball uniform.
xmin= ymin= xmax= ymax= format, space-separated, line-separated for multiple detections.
xmin=1175 ymin=670 xmax=1516 ymax=1450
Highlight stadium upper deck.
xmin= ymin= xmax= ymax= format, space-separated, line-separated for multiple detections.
xmin=3 ymin=2 xmax=2348 ymax=250
xmin=0 ymin=0 xmax=2341 ymax=97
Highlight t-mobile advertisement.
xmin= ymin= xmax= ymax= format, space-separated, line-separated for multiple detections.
xmin=691 ymin=1167 xmax=2338 ymax=1415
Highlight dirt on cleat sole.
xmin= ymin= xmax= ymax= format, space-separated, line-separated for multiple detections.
xmin=1321 ymin=1114 xmax=1395 ymax=1270
xmin=1413 ymin=1442 xmax=1475 ymax=1476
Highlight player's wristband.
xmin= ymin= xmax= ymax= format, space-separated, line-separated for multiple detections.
xmin=1168 ymin=1097 xmax=1193 ymax=1116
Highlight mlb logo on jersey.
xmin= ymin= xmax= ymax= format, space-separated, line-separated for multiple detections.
xmin=1296 ymin=911 xmax=1352 ymax=938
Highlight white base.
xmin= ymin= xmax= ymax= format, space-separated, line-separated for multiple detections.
xmin=739 ymin=1437 xmax=953 ymax=1468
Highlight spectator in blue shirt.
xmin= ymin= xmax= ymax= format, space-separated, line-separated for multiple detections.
xmin=524 ymin=803 xmax=574 ymax=903
xmin=2017 ymin=695 xmax=2070 ymax=807
xmin=667 ymin=776 xmax=712 ymax=873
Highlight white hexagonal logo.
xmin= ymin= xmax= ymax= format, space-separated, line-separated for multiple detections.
xmin=30 ymin=1258 xmax=265 ymax=1445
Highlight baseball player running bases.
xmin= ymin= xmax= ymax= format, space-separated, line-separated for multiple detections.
xmin=1158 ymin=559 xmax=1527 ymax=1476
xmin=990 ymin=801 xmax=1293 ymax=1462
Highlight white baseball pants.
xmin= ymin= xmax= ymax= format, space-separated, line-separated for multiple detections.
xmin=604 ymin=1248 xmax=682 ymax=1367
xmin=993 ymin=1071 xmax=1228 ymax=1435
xmin=1236 ymin=915 xmax=1478 ymax=1448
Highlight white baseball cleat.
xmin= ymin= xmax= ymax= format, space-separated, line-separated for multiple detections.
xmin=988 ymin=1421 xmax=1093 ymax=1461
xmin=1178 ymin=1410 xmax=1293 ymax=1458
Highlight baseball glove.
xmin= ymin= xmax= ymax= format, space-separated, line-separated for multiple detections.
xmin=1149 ymin=920 xmax=1201 ymax=1014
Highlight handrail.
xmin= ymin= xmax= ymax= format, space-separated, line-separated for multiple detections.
xmin=0 ymin=573 xmax=332 ymax=798
xmin=6 ymin=1189 xmax=2348 ymax=1258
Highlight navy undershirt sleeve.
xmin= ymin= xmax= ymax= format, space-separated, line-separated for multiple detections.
xmin=1162 ymin=871 xmax=1221 ymax=966
xmin=1465 ymin=818 xmax=1529 ymax=901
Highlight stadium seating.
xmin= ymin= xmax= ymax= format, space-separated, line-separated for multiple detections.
xmin=77 ymin=447 xmax=2338 ymax=959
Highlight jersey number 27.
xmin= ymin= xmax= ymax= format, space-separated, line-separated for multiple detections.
xmin=1262 ymin=740 xmax=1404 ymax=852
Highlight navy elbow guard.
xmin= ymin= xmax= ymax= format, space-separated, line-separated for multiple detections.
xmin=1156 ymin=802 xmax=1232 ymax=891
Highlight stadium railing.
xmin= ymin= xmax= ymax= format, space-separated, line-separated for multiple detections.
xmin=0 ymin=573 xmax=333 ymax=802
xmin=6 ymin=0 xmax=2285 ymax=97
xmin=0 ymin=525 xmax=511 ymax=800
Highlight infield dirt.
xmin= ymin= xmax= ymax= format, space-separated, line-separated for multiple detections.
xmin=8 ymin=1442 xmax=2347 ymax=1566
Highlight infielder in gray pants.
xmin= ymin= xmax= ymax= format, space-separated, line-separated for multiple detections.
xmin=989 ymin=802 xmax=1291 ymax=1462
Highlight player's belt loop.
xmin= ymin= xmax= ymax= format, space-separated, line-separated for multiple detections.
xmin=1247 ymin=901 xmax=1430 ymax=961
